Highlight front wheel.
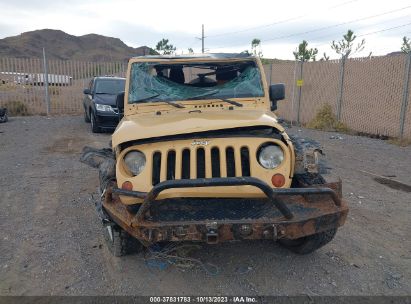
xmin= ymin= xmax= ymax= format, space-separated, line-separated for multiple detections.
xmin=90 ymin=112 xmax=100 ymax=133
xmin=278 ymin=228 xmax=337 ymax=254
xmin=103 ymin=224 xmax=143 ymax=257
xmin=84 ymin=108 xmax=90 ymax=122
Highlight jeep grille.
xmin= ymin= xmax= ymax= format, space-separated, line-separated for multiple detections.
xmin=151 ymin=146 xmax=251 ymax=185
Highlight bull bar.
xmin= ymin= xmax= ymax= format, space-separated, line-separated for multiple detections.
xmin=101 ymin=176 xmax=348 ymax=244
xmin=110 ymin=176 xmax=343 ymax=224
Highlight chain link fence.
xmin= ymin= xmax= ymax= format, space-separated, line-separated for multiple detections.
xmin=1 ymin=54 xmax=410 ymax=140
xmin=265 ymin=53 xmax=411 ymax=140
xmin=0 ymin=57 xmax=127 ymax=115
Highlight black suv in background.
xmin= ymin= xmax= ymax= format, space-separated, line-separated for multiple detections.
xmin=83 ymin=76 xmax=125 ymax=133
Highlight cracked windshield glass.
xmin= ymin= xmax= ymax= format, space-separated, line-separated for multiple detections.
xmin=128 ymin=60 xmax=264 ymax=104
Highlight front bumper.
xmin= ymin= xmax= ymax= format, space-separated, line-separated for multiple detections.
xmin=95 ymin=112 xmax=119 ymax=129
xmin=102 ymin=177 xmax=348 ymax=245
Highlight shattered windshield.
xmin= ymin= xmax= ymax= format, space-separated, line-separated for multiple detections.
xmin=128 ymin=60 xmax=264 ymax=104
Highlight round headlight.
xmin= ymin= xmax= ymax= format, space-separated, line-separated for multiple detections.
xmin=124 ymin=151 xmax=146 ymax=176
xmin=258 ymin=144 xmax=284 ymax=169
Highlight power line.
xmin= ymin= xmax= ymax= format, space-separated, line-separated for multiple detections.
xmin=312 ymin=22 xmax=411 ymax=50
xmin=186 ymin=38 xmax=200 ymax=50
xmin=206 ymin=0 xmax=361 ymax=38
xmin=308 ymin=15 xmax=411 ymax=47
xmin=330 ymin=0 xmax=360 ymax=9
xmin=207 ymin=16 xmax=307 ymax=39
xmin=297 ymin=28 xmax=410 ymax=58
xmin=210 ymin=5 xmax=411 ymax=50
xmin=208 ymin=23 xmax=411 ymax=59
xmin=357 ymin=22 xmax=411 ymax=37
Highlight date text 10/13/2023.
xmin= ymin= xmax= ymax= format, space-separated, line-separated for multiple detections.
xmin=149 ymin=296 xmax=258 ymax=303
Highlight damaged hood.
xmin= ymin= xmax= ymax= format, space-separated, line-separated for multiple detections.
xmin=112 ymin=110 xmax=284 ymax=147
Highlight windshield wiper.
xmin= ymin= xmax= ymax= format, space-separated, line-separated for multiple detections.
xmin=189 ymin=92 xmax=242 ymax=107
xmin=162 ymin=100 xmax=185 ymax=108
xmin=130 ymin=94 xmax=160 ymax=103
xmin=217 ymin=98 xmax=243 ymax=107
xmin=130 ymin=94 xmax=185 ymax=108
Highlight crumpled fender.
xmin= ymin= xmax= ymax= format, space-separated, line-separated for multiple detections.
xmin=289 ymin=135 xmax=328 ymax=175
xmin=80 ymin=146 xmax=116 ymax=191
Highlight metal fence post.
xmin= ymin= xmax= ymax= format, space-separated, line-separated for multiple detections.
xmin=42 ymin=47 xmax=50 ymax=115
xmin=399 ymin=52 xmax=411 ymax=139
xmin=269 ymin=63 xmax=273 ymax=85
xmin=296 ymin=61 xmax=303 ymax=125
xmin=336 ymin=57 xmax=346 ymax=121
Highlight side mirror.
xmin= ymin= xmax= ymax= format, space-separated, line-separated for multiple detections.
xmin=116 ymin=92 xmax=125 ymax=118
xmin=83 ymin=88 xmax=91 ymax=95
xmin=269 ymin=84 xmax=285 ymax=111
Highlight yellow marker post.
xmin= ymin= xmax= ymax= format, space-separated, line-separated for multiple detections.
xmin=296 ymin=79 xmax=304 ymax=87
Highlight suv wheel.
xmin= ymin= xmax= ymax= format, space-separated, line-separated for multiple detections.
xmin=278 ymin=228 xmax=337 ymax=254
xmin=103 ymin=224 xmax=143 ymax=257
xmin=90 ymin=112 xmax=100 ymax=133
xmin=84 ymin=108 xmax=90 ymax=123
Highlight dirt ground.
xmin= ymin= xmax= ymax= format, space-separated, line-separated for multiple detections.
xmin=0 ymin=116 xmax=410 ymax=296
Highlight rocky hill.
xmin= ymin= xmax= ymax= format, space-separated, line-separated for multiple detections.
xmin=0 ymin=29 xmax=155 ymax=62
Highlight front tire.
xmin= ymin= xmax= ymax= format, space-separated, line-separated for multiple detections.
xmin=90 ymin=112 xmax=100 ymax=133
xmin=84 ymin=108 xmax=90 ymax=122
xmin=278 ymin=228 xmax=337 ymax=254
xmin=103 ymin=224 xmax=143 ymax=257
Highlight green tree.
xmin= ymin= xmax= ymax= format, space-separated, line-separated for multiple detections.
xmin=321 ymin=52 xmax=330 ymax=61
xmin=401 ymin=36 xmax=411 ymax=54
xmin=331 ymin=30 xmax=365 ymax=59
xmin=293 ymin=40 xmax=318 ymax=62
xmin=251 ymin=38 xmax=263 ymax=57
xmin=155 ymin=38 xmax=176 ymax=55
xmin=149 ymin=48 xmax=159 ymax=55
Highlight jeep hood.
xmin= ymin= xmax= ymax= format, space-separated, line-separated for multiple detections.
xmin=112 ymin=110 xmax=284 ymax=148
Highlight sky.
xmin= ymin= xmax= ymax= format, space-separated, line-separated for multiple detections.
xmin=1 ymin=0 xmax=410 ymax=59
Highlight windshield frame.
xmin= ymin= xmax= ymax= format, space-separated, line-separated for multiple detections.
xmin=127 ymin=58 xmax=266 ymax=105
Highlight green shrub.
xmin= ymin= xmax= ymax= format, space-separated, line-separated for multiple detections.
xmin=307 ymin=104 xmax=348 ymax=132
xmin=3 ymin=100 xmax=30 ymax=116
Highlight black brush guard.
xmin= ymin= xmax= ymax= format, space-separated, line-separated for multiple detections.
xmin=111 ymin=177 xmax=342 ymax=223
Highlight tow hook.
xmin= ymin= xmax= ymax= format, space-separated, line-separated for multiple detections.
xmin=206 ymin=222 xmax=219 ymax=244
xmin=273 ymin=224 xmax=286 ymax=240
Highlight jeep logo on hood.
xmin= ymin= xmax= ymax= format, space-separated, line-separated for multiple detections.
xmin=191 ymin=140 xmax=210 ymax=146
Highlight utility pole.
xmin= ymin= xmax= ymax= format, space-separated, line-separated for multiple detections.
xmin=202 ymin=24 xmax=204 ymax=53
xmin=196 ymin=24 xmax=205 ymax=53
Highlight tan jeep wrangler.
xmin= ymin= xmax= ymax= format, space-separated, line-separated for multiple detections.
xmin=82 ymin=53 xmax=348 ymax=257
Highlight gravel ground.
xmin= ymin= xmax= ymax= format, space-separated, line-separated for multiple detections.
xmin=0 ymin=116 xmax=410 ymax=296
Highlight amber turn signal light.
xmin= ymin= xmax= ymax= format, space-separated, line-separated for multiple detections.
xmin=121 ymin=181 xmax=133 ymax=191
xmin=271 ymin=174 xmax=285 ymax=187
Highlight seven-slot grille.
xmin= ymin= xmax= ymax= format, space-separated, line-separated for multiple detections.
xmin=152 ymin=146 xmax=251 ymax=185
